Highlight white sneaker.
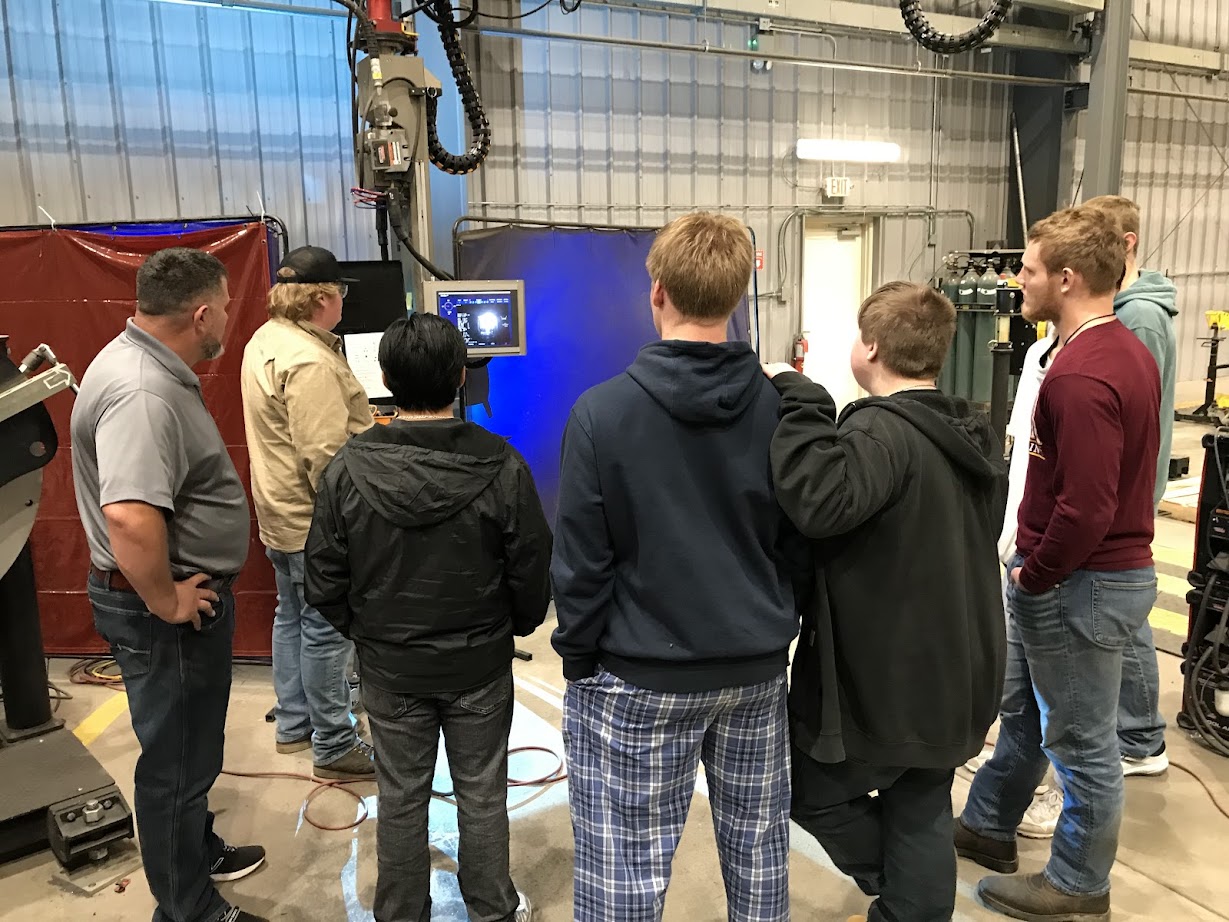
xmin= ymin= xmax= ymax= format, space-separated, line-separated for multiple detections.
xmin=1018 ymin=785 xmax=1063 ymax=839
xmin=515 ymin=891 xmax=533 ymax=922
xmin=1123 ymin=745 xmax=1169 ymax=777
xmin=964 ymin=748 xmax=993 ymax=773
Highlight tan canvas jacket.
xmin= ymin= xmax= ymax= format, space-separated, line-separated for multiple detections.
xmin=241 ymin=317 xmax=373 ymax=552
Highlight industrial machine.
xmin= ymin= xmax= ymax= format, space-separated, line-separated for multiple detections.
xmin=423 ymin=279 xmax=527 ymax=358
xmin=934 ymin=249 xmax=1029 ymax=446
xmin=337 ymin=0 xmax=492 ymax=305
xmin=1180 ymin=430 xmax=1229 ymax=756
xmin=1175 ymin=311 xmax=1229 ymax=427
xmin=899 ymin=0 xmax=1015 ymax=54
xmin=0 ymin=338 xmax=134 ymax=868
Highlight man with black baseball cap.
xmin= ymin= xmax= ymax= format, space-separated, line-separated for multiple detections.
xmin=241 ymin=245 xmax=376 ymax=781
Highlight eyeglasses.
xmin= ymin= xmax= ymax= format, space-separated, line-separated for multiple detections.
xmin=338 ymin=283 xmax=349 ymax=299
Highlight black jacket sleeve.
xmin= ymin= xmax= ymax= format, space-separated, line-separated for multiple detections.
xmin=303 ymin=459 xmax=353 ymax=638
xmin=549 ymin=408 xmax=615 ymax=681
xmin=770 ymin=372 xmax=905 ymax=539
xmin=503 ymin=454 xmax=553 ymax=637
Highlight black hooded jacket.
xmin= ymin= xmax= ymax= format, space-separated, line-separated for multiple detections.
xmin=550 ymin=340 xmax=807 ymax=694
xmin=304 ymin=419 xmax=552 ymax=695
xmin=770 ymin=373 xmax=1008 ymax=769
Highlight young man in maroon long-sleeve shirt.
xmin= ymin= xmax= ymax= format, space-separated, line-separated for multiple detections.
xmin=955 ymin=206 xmax=1160 ymax=922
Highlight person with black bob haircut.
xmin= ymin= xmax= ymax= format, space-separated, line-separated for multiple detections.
xmin=379 ymin=310 xmax=468 ymax=410
xmin=304 ymin=313 xmax=551 ymax=922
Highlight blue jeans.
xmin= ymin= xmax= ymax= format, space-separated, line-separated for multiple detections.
xmin=962 ymin=560 xmax=1157 ymax=896
xmin=89 ymin=575 xmax=235 ymax=922
xmin=1118 ymin=620 xmax=1166 ymax=758
xmin=267 ymin=548 xmax=356 ymax=765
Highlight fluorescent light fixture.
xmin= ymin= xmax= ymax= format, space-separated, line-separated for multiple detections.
xmin=796 ymin=139 xmax=902 ymax=163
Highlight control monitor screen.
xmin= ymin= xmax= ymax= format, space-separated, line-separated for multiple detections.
xmin=423 ymin=280 xmax=526 ymax=358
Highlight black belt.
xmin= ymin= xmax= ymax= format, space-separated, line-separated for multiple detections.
xmin=89 ymin=565 xmax=239 ymax=595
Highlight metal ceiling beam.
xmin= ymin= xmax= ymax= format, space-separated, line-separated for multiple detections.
xmin=476 ymin=25 xmax=1075 ymax=88
xmin=1016 ymin=0 xmax=1102 ymax=12
xmin=615 ymin=0 xmax=1088 ymax=54
xmin=613 ymin=0 xmax=1228 ymax=73
xmin=150 ymin=0 xmax=1228 ymax=76
xmin=1131 ymin=40 xmax=1228 ymax=73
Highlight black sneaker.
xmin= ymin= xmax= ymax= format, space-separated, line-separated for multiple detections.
xmin=210 ymin=844 xmax=266 ymax=883
xmin=220 ymin=909 xmax=270 ymax=922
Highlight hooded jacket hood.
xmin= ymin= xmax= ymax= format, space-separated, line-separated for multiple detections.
xmin=627 ymin=340 xmax=765 ymax=425
xmin=341 ymin=421 xmax=506 ymax=529
xmin=1116 ymin=270 xmax=1178 ymax=318
xmin=842 ymin=391 xmax=1002 ymax=483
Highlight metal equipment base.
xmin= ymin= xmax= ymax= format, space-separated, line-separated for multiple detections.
xmin=0 ymin=715 xmax=65 ymax=744
xmin=0 ymin=721 xmax=133 ymax=868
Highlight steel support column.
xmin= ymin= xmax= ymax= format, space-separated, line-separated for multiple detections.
xmin=1083 ymin=0 xmax=1134 ymax=198
xmin=1006 ymin=9 xmax=1078 ymax=243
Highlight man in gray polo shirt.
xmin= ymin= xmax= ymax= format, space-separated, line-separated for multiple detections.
xmin=71 ymin=248 xmax=267 ymax=922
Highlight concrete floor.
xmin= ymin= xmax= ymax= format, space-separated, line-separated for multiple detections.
xmin=4 ymin=511 xmax=1229 ymax=921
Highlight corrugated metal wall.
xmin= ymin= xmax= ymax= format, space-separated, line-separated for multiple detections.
xmin=1064 ymin=2 xmax=1229 ymax=383
xmin=1134 ymin=0 xmax=1229 ymax=52
xmin=1121 ymin=64 xmax=1229 ymax=383
xmin=470 ymin=4 xmax=1013 ymax=360
xmin=0 ymin=0 xmax=377 ymax=259
xmin=3 ymin=0 xmax=1225 ymax=371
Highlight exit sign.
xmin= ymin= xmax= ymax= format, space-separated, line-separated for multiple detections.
xmin=825 ymin=176 xmax=854 ymax=199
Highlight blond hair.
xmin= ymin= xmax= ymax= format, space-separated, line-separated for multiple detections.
xmin=267 ymin=275 xmax=341 ymax=323
xmin=645 ymin=212 xmax=753 ymax=321
xmin=1084 ymin=194 xmax=1141 ymax=255
xmin=1028 ymin=206 xmax=1126 ymax=295
xmin=858 ymin=281 xmax=956 ymax=379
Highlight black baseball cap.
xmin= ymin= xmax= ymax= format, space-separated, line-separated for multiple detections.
xmin=275 ymin=246 xmax=357 ymax=285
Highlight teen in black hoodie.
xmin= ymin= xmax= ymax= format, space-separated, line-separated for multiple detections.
xmin=551 ymin=214 xmax=806 ymax=922
xmin=305 ymin=315 xmax=549 ymax=922
xmin=767 ymin=282 xmax=1007 ymax=922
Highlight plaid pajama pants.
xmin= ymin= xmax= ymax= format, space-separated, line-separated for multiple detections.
xmin=563 ymin=669 xmax=791 ymax=922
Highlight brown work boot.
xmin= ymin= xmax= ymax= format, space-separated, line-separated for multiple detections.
xmin=955 ymin=816 xmax=1019 ymax=874
xmin=277 ymin=716 xmax=366 ymax=756
xmin=977 ymin=873 xmax=1110 ymax=921
xmin=313 ymin=739 xmax=376 ymax=781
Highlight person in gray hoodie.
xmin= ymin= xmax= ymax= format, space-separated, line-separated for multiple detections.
xmin=1087 ymin=195 xmax=1179 ymax=777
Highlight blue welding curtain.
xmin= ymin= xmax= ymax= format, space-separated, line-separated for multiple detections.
xmin=455 ymin=224 xmax=753 ymax=524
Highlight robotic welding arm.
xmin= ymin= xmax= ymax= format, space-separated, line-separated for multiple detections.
xmin=0 ymin=338 xmax=77 ymax=580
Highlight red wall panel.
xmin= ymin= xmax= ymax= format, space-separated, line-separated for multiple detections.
xmin=0 ymin=223 xmax=278 ymax=657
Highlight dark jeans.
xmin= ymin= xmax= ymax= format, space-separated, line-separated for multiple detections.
xmin=791 ymin=748 xmax=957 ymax=922
xmin=88 ymin=575 xmax=234 ymax=922
xmin=364 ymin=670 xmax=518 ymax=922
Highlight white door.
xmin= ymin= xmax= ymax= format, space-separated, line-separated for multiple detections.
xmin=800 ymin=220 xmax=874 ymax=412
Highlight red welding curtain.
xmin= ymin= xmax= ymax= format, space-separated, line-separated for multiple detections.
xmin=0 ymin=223 xmax=277 ymax=657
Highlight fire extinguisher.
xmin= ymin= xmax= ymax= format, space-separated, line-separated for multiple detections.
xmin=791 ymin=334 xmax=809 ymax=373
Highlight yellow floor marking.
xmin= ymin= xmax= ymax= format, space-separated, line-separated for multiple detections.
xmin=1149 ymin=607 xmax=1189 ymax=639
xmin=1153 ymin=543 xmax=1192 ymax=570
xmin=1158 ymin=571 xmax=1190 ymax=601
xmin=73 ymin=692 xmax=129 ymax=747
